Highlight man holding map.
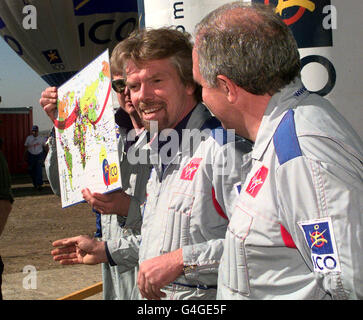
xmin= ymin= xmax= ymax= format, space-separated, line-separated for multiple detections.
xmin=40 ymin=42 xmax=150 ymax=300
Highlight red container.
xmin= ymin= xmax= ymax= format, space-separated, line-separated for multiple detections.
xmin=0 ymin=107 xmax=33 ymax=174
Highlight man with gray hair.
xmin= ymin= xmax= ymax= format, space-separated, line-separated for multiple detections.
xmin=193 ymin=2 xmax=363 ymax=299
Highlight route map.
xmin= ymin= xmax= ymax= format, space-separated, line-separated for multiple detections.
xmin=54 ymin=50 xmax=121 ymax=208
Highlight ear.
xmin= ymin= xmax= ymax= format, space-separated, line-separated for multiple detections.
xmin=216 ymin=75 xmax=238 ymax=104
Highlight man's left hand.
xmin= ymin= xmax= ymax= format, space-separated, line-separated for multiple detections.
xmin=138 ymin=248 xmax=184 ymax=300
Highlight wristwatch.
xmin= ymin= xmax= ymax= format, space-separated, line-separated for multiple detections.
xmin=183 ymin=265 xmax=197 ymax=275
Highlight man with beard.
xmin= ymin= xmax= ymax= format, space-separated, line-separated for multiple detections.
xmin=119 ymin=27 xmax=252 ymax=300
xmin=52 ymin=27 xmax=252 ymax=300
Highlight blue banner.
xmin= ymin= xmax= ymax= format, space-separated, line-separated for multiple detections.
xmin=252 ymin=0 xmax=332 ymax=48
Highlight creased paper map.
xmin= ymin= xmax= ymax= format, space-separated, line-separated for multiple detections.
xmin=54 ymin=49 xmax=121 ymax=208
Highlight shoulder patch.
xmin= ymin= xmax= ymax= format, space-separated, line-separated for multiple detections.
xmin=273 ymin=109 xmax=302 ymax=165
xmin=298 ymin=217 xmax=341 ymax=274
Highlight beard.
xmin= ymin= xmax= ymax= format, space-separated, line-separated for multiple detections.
xmin=137 ymin=100 xmax=169 ymax=132
xmin=141 ymin=118 xmax=151 ymax=131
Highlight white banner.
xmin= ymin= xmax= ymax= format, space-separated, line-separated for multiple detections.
xmin=140 ymin=0 xmax=363 ymax=139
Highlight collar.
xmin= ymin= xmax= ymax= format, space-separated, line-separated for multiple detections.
xmin=157 ymin=108 xmax=194 ymax=153
xmin=124 ymin=128 xmax=145 ymax=153
xmin=143 ymin=103 xmax=211 ymax=174
xmin=146 ymin=102 xmax=210 ymax=152
xmin=114 ymin=107 xmax=133 ymax=133
xmin=251 ymin=77 xmax=309 ymax=161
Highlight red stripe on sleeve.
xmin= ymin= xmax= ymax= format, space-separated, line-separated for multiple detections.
xmin=211 ymin=187 xmax=228 ymax=220
xmin=280 ymin=224 xmax=297 ymax=248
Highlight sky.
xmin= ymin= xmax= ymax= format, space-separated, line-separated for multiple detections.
xmin=0 ymin=37 xmax=53 ymax=132
xmin=0 ymin=2 xmax=362 ymax=139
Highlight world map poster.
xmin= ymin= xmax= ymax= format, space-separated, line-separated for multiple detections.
xmin=54 ymin=49 xmax=121 ymax=208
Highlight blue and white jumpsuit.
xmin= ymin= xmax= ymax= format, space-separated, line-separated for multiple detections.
xmin=217 ymin=78 xmax=363 ymax=300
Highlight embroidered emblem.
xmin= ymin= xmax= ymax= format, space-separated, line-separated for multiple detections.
xmin=298 ymin=217 xmax=341 ymax=273
xmin=246 ymin=165 xmax=268 ymax=197
xmin=180 ymin=158 xmax=202 ymax=181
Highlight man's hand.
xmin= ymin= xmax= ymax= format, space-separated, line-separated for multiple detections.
xmin=51 ymin=235 xmax=107 ymax=265
xmin=82 ymin=188 xmax=131 ymax=216
xmin=39 ymin=87 xmax=58 ymax=121
xmin=138 ymin=248 xmax=184 ymax=300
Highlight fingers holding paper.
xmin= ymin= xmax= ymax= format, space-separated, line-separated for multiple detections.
xmin=39 ymin=86 xmax=58 ymax=121
xmin=82 ymin=188 xmax=130 ymax=216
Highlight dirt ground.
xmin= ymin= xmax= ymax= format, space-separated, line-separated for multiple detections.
xmin=0 ymin=174 xmax=97 ymax=275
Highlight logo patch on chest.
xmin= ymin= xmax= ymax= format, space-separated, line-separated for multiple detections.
xmin=245 ymin=165 xmax=268 ymax=197
xmin=180 ymin=158 xmax=202 ymax=181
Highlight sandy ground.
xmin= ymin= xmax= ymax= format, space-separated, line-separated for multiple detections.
xmin=0 ymin=174 xmax=103 ymax=300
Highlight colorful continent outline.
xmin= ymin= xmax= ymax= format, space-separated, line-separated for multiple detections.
xmin=54 ymin=78 xmax=111 ymax=130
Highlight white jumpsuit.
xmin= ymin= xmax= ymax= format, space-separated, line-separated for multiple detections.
xmin=217 ymin=78 xmax=363 ymax=300
xmin=138 ymin=103 xmax=253 ymax=299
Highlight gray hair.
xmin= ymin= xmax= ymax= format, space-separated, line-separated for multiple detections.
xmin=194 ymin=2 xmax=301 ymax=95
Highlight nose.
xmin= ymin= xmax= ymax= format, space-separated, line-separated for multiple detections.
xmin=124 ymin=86 xmax=130 ymax=96
xmin=138 ymin=83 xmax=154 ymax=102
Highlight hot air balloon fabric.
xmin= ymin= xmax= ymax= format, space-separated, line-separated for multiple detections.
xmin=0 ymin=0 xmax=139 ymax=87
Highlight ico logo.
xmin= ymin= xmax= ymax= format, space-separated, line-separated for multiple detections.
xmin=102 ymin=159 xmax=119 ymax=186
xmin=0 ymin=16 xmax=137 ymax=56
xmin=312 ymin=254 xmax=338 ymax=272
xmin=74 ymin=0 xmax=138 ymax=46
xmin=299 ymin=218 xmax=341 ymax=274
xmin=78 ymin=17 xmax=137 ymax=47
